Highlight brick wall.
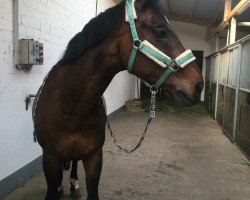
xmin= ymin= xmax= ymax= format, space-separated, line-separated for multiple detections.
xmin=0 ymin=0 xmax=135 ymax=181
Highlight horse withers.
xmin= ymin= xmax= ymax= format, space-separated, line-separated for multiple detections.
xmin=33 ymin=0 xmax=204 ymax=199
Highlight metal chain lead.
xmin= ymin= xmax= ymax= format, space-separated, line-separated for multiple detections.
xmin=106 ymin=116 xmax=153 ymax=153
xmin=106 ymin=90 xmax=157 ymax=153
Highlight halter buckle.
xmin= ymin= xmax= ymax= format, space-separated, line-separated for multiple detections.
xmin=168 ymin=60 xmax=180 ymax=72
xmin=133 ymin=39 xmax=141 ymax=50
xmin=150 ymin=85 xmax=158 ymax=94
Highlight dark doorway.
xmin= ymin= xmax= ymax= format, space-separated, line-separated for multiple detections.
xmin=140 ymin=50 xmax=204 ymax=100
xmin=192 ymin=50 xmax=204 ymax=71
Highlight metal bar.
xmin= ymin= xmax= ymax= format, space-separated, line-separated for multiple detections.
xmin=215 ymin=54 xmax=221 ymax=120
xmin=25 ymin=94 xmax=36 ymax=111
xmin=206 ymin=35 xmax=250 ymax=58
xmin=226 ymin=27 xmax=230 ymax=46
xmin=233 ymin=45 xmax=243 ymax=142
xmin=215 ymin=34 xmax=219 ymax=51
xmin=224 ymin=84 xmax=236 ymax=89
xmin=238 ymin=22 xmax=250 ymax=26
xmin=229 ymin=17 xmax=237 ymax=45
xmin=239 ymin=87 xmax=250 ymax=93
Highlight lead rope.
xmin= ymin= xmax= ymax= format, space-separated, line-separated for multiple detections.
xmin=106 ymin=86 xmax=158 ymax=153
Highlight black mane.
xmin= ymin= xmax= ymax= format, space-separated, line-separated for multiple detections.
xmin=58 ymin=0 xmax=166 ymax=65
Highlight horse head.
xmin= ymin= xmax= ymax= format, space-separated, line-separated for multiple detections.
xmin=117 ymin=0 xmax=204 ymax=106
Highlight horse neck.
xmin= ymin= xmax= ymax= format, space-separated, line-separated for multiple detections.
xmin=70 ymin=45 xmax=124 ymax=105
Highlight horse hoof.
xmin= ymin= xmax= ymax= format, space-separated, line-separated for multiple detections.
xmin=45 ymin=187 xmax=63 ymax=200
xmin=71 ymin=188 xmax=82 ymax=199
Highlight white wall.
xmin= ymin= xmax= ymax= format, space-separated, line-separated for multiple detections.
xmin=0 ymin=0 xmax=135 ymax=181
xmin=170 ymin=20 xmax=215 ymax=100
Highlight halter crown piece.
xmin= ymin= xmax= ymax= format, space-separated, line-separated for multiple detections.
xmin=125 ymin=0 xmax=196 ymax=89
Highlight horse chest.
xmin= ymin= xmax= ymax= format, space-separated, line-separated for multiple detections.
xmin=54 ymin=130 xmax=104 ymax=160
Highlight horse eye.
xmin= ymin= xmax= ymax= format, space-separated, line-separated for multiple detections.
xmin=153 ymin=28 xmax=167 ymax=38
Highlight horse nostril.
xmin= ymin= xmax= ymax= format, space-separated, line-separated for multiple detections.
xmin=195 ymin=82 xmax=203 ymax=95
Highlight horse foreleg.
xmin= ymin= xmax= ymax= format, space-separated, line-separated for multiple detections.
xmin=70 ymin=160 xmax=82 ymax=199
xmin=43 ymin=151 xmax=63 ymax=200
xmin=82 ymin=149 xmax=103 ymax=200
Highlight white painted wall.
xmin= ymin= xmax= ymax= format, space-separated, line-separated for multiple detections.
xmin=170 ymin=20 xmax=215 ymax=100
xmin=0 ymin=0 xmax=135 ymax=181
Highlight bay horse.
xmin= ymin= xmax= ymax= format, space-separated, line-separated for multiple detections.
xmin=33 ymin=0 xmax=204 ymax=199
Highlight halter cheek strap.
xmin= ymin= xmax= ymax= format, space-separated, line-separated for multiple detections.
xmin=126 ymin=0 xmax=196 ymax=89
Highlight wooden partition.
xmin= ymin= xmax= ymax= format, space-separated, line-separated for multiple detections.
xmin=205 ymin=35 xmax=250 ymax=158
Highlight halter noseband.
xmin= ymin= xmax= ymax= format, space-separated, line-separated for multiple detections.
xmin=126 ymin=0 xmax=196 ymax=89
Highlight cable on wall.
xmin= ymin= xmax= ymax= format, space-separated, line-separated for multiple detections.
xmin=96 ymin=0 xmax=99 ymax=16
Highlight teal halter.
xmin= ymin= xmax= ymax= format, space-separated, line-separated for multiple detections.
xmin=126 ymin=0 xmax=196 ymax=89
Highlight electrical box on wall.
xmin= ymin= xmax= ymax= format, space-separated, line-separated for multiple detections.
xmin=18 ymin=39 xmax=43 ymax=69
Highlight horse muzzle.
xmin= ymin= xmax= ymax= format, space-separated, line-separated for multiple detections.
xmin=164 ymin=79 xmax=204 ymax=106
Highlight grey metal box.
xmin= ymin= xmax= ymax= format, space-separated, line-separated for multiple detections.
xmin=19 ymin=39 xmax=43 ymax=66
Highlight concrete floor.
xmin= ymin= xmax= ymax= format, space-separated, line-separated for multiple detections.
xmin=3 ymin=112 xmax=250 ymax=200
